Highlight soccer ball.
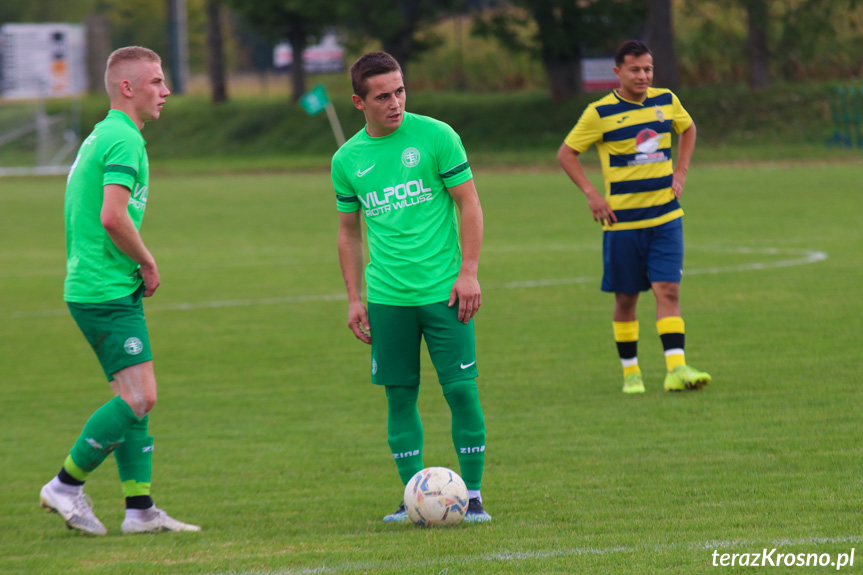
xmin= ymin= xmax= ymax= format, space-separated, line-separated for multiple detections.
xmin=403 ymin=467 xmax=469 ymax=526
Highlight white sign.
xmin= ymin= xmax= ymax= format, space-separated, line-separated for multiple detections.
xmin=0 ymin=24 xmax=86 ymax=99
xmin=582 ymin=58 xmax=619 ymax=92
xmin=274 ymin=33 xmax=345 ymax=74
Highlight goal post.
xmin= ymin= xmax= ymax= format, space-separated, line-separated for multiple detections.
xmin=0 ymin=99 xmax=81 ymax=176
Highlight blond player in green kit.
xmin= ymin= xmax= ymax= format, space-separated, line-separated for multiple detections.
xmin=332 ymin=52 xmax=491 ymax=523
xmin=39 ymin=46 xmax=200 ymax=535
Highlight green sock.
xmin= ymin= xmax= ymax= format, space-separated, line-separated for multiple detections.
xmin=441 ymin=379 xmax=486 ymax=491
xmin=385 ymin=385 xmax=424 ymax=486
xmin=114 ymin=414 xmax=153 ymax=497
xmin=68 ymin=395 xmax=139 ymax=476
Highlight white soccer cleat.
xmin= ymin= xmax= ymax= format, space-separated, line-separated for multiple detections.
xmin=121 ymin=507 xmax=202 ymax=534
xmin=40 ymin=482 xmax=108 ymax=536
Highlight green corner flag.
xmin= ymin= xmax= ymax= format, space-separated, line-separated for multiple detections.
xmin=300 ymin=84 xmax=329 ymax=116
xmin=300 ymin=84 xmax=345 ymax=147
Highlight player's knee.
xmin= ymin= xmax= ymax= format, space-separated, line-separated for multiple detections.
xmin=658 ymin=286 xmax=679 ymax=305
xmin=442 ymin=379 xmax=478 ymax=407
xmin=127 ymin=390 xmax=156 ymax=418
xmin=142 ymin=389 xmax=157 ymax=414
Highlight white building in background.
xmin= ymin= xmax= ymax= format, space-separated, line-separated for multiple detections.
xmin=273 ymin=33 xmax=345 ymax=74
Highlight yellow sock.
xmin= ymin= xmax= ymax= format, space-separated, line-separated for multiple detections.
xmin=613 ymin=321 xmax=640 ymax=377
xmin=623 ymin=363 xmax=641 ymax=377
xmin=657 ymin=316 xmax=685 ymax=372
xmin=665 ymin=352 xmax=685 ymax=371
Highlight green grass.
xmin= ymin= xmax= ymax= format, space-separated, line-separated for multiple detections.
xmin=1 ymin=163 xmax=861 ymax=574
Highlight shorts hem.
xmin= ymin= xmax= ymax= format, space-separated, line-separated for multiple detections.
xmin=371 ymin=379 xmax=420 ymax=387
xmin=103 ymin=354 xmax=153 ymax=382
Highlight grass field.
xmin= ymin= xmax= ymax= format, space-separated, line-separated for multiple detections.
xmin=1 ymin=162 xmax=861 ymax=574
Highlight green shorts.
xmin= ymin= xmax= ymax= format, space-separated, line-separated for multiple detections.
xmin=368 ymin=300 xmax=478 ymax=387
xmin=67 ymin=284 xmax=152 ymax=381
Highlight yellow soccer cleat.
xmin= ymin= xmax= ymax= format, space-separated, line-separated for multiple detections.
xmin=664 ymin=364 xmax=711 ymax=392
xmin=623 ymin=372 xmax=646 ymax=394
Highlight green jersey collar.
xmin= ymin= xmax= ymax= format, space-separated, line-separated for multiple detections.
xmin=107 ymin=109 xmax=146 ymax=142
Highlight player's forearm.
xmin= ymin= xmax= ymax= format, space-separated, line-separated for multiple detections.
xmin=458 ymin=200 xmax=483 ymax=276
xmin=557 ymin=144 xmax=599 ymax=197
xmin=102 ymin=214 xmax=156 ymax=270
xmin=675 ymin=123 xmax=697 ymax=176
xmin=337 ymin=229 xmax=365 ymax=303
xmin=101 ymin=184 xmax=156 ymax=270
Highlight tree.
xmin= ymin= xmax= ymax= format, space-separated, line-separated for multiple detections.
xmin=743 ymin=0 xmax=770 ymax=91
xmin=646 ymin=0 xmax=679 ymax=90
xmin=205 ymin=0 xmax=228 ymax=102
xmin=226 ymin=0 xmax=330 ymax=101
xmin=474 ymin=0 xmax=646 ymax=100
xmin=338 ymin=0 xmax=463 ymax=78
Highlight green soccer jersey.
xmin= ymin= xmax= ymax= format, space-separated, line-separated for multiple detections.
xmin=64 ymin=110 xmax=150 ymax=303
xmin=332 ymin=112 xmax=474 ymax=306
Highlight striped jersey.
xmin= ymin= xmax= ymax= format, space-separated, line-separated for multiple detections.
xmin=563 ymin=87 xmax=693 ymax=231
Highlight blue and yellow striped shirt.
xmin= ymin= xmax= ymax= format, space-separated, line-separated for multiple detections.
xmin=563 ymin=87 xmax=693 ymax=231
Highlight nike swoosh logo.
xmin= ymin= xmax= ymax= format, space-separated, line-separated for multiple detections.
xmin=357 ymin=165 xmax=375 ymax=177
xmin=616 ymin=116 xmax=629 ymax=123
xmin=460 ymin=361 xmax=476 ymax=369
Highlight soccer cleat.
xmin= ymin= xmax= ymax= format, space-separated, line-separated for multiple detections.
xmin=382 ymin=501 xmax=408 ymax=523
xmin=121 ymin=507 xmax=202 ymax=534
xmin=622 ymin=372 xmax=645 ymax=394
xmin=463 ymin=498 xmax=492 ymax=523
xmin=40 ymin=482 xmax=107 ymax=536
xmin=664 ymin=364 xmax=712 ymax=392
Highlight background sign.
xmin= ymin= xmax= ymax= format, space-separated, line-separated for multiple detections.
xmin=0 ymin=24 xmax=86 ymax=99
xmin=582 ymin=58 xmax=619 ymax=92
xmin=274 ymin=33 xmax=345 ymax=74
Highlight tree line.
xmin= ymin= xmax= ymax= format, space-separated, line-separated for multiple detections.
xmin=1 ymin=0 xmax=861 ymax=103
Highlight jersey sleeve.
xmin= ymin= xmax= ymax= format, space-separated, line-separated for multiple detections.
xmin=101 ymin=135 xmax=140 ymax=190
xmin=562 ymin=106 xmax=602 ymax=153
xmin=436 ymin=123 xmax=473 ymax=188
xmin=331 ymin=154 xmax=360 ymax=213
xmin=670 ymin=92 xmax=693 ymax=134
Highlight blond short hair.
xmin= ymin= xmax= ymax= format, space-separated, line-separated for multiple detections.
xmin=104 ymin=46 xmax=161 ymax=94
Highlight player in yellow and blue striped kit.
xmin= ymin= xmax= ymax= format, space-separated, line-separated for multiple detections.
xmin=557 ymin=40 xmax=711 ymax=394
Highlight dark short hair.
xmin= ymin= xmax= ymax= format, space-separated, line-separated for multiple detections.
xmin=350 ymin=52 xmax=402 ymax=99
xmin=614 ymin=40 xmax=652 ymax=66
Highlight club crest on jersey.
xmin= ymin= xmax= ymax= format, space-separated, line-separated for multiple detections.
xmin=401 ymin=147 xmax=421 ymax=168
xmin=654 ymin=105 xmax=666 ymax=122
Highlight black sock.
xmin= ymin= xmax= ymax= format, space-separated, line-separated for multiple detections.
xmin=57 ymin=467 xmax=84 ymax=487
xmin=125 ymin=495 xmax=154 ymax=510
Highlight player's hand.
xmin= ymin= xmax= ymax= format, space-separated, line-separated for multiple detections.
xmin=347 ymin=301 xmax=372 ymax=344
xmin=449 ymin=273 xmax=481 ymax=323
xmin=139 ymin=263 xmax=160 ymax=297
xmin=672 ymin=170 xmax=686 ymax=199
xmin=586 ymin=190 xmax=617 ymax=226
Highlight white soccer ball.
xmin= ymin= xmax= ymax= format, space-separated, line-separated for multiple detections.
xmin=404 ymin=466 xmax=469 ymax=527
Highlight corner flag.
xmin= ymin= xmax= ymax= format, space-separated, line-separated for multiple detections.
xmin=300 ymin=85 xmax=345 ymax=147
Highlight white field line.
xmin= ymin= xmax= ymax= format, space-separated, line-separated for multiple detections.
xmin=8 ymin=247 xmax=827 ymax=319
xmin=204 ymin=534 xmax=861 ymax=575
